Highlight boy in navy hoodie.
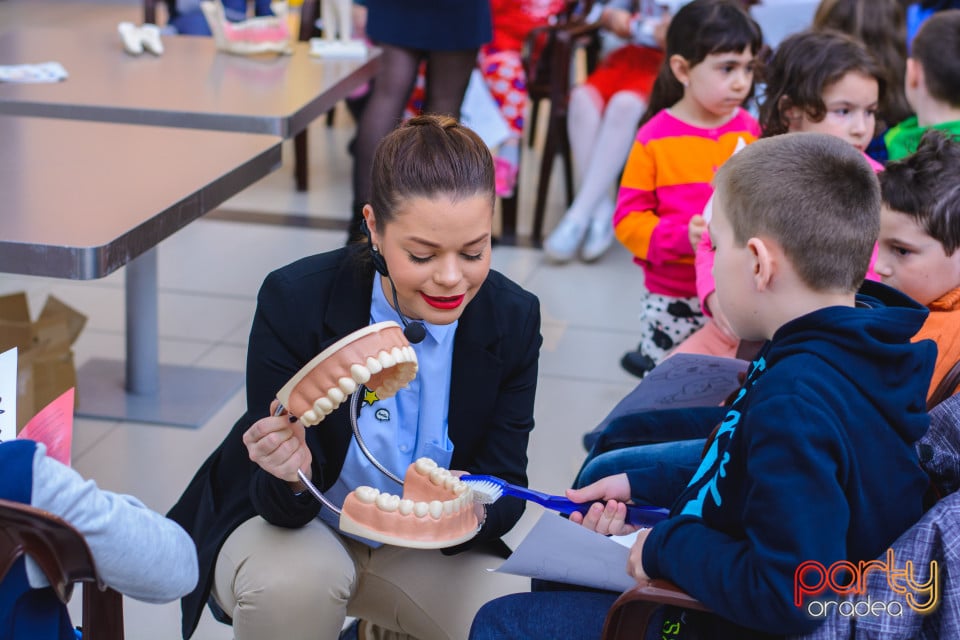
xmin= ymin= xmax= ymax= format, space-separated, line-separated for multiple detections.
xmin=469 ymin=132 xmax=935 ymax=639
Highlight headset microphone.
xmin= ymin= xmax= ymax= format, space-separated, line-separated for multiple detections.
xmin=362 ymin=218 xmax=426 ymax=344
xmin=388 ymin=278 xmax=427 ymax=344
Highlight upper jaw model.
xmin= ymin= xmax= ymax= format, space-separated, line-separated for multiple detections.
xmin=276 ymin=321 xmax=419 ymax=426
xmin=275 ymin=321 xmax=481 ymax=548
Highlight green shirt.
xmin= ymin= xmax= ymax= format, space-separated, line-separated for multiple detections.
xmin=885 ymin=115 xmax=960 ymax=161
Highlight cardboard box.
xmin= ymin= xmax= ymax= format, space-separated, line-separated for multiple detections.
xmin=0 ymin=293 xmax=86 ymax=431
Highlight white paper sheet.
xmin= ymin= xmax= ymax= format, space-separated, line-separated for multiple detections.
xmin=0 ymin=347 xmax=18 ymax=441
xmin=492 ymin=512 xmax=640 ymax=593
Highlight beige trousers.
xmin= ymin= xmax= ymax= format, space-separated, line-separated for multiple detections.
xmin=212 ymin=516 xmax=527 ymax=640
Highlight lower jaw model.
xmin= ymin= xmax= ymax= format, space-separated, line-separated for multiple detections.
xmin=275 ymin=321 xmax=480 ymax=548
xmin=340 ymin=457 xmax=480 ymax=548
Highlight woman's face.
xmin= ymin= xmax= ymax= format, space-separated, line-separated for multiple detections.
xmin=365 ymin=193 xmax=493 ymax=326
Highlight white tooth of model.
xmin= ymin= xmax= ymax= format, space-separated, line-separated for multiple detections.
xmin=351 ymin=364 xmax=371 ymax=384
xmin=354 ymin=486 xmax=380 ymax=504
xmin=365 ymin=356 xmax=383 ymax=374
xmin=416 ymin=458 xmax=437 ymax=474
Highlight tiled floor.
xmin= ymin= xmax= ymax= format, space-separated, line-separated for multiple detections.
xmin=1 ymin=3 xmax=649 ymax=637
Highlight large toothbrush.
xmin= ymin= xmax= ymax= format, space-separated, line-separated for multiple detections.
xmin=460 ymin=474 xmax=669 ymax=528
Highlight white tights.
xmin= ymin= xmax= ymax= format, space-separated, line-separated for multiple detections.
xmin=561 ymin=87 xmax=646 ymax=227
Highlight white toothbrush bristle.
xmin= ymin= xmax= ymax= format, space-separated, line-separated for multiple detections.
xmin=463 ymin=479 xmax=503 ymax=504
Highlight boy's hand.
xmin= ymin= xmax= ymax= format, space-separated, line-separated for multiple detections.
xmin=565 ymin=474 xmax=638 ymax=536
xmin=571 ymin=500 xmax=639 ymax=536
xmin=627 ymin=528 xmax=652 ymax=581
xmin=566 ymin=473 xmax=632 ymax=503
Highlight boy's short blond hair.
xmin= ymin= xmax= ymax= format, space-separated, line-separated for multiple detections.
xmin=713 ymin=132 xmax=879 ymax=293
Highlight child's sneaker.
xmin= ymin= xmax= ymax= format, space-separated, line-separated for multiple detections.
xmin=543 ymin=217 xmax=587 ymax=263
xmin=494 ymin=156 xmax=518 ymax=198
xmin=581 ymin=214 xmax=614 ymax=262
xmin=620 ymin=349 xmax=657 ymax=378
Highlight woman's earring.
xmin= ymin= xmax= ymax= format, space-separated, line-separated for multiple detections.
xmin=681 ymin=80 xmax=689 ymax=88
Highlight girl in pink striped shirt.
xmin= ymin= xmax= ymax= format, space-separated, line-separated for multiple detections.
xmin=613 ymin=0 xmax=763 ymax=378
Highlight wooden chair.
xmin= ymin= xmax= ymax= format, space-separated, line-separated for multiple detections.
xmin=601 ymin=578 xmax=708 ymax=640
xmin=501 ymin=0 xmax=600 ymax=245
xmin=143 ymin=0 xmax=316 ymax=191
xmin=502 ymin=0 xmax=601 ymax=245
xmin=0 ymin=498 xmax=124 ymax=639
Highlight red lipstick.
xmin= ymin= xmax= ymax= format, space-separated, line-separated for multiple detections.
xmin=421 ymin=293 xmax=465 ymax=309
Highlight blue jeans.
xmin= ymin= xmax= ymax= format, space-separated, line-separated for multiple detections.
xmin=574 ymin=406 xmax=725 ymax=506
xmin=468 ymin=591 xmax=618 ymax=640
xmin=576 ymin=438 xmax=707 ymax=507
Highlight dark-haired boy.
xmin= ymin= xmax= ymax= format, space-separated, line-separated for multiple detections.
xmin=470 ymin=132 xmax=935 ymax=639
xmin=886 ymin=9 xmax=960 ymax=160
xmin=877 ymin=128 xmax=960 ymax=400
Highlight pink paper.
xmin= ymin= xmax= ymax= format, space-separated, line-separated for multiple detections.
xmin=19 ymin=387 xmax=74 ymax=466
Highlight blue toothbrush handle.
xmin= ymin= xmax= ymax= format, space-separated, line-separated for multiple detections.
xmin=551 ymin=497 xmax=670 ymax=528
xmin=460 ymin=477 xmax=670 ymax=528
xmin=498 ymin=484 xmax=669 ymax=528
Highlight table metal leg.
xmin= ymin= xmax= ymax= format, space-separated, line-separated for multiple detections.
xmin=76 ymin=249 xmax=243 ymax=428
xmin=126 ymin=247 xmax=159 ymax=394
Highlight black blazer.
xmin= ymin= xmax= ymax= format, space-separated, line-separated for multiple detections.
xmin=167 ymin=246 xmax=542 ymax=639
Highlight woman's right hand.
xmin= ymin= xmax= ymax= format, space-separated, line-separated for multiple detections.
xmin=242 ymin=402 xmax=312 ymax=490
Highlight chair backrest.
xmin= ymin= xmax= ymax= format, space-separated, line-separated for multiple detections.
xmin=0 ymin=499 xmax=124 ymax=639
xmin=522 ymin=0 xmax=599 ymax=107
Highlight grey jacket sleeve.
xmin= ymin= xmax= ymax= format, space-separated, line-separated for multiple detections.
xmin=26 ymin=443 xmax=199 ymax=604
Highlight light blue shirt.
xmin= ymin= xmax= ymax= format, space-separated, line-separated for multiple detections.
xmin=318 ymin=275 xmax=457 ymax=545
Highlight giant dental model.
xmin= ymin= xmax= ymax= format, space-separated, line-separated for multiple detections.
xmin=275 ymin=321 xmax=481 ymax=548
xmin=276 ymin=321 xmax=418 ymax=427
xmin=200 ymin=1 xmax=293 ymax=56
xmin=341 ymin=458 xmax=481 ymax=548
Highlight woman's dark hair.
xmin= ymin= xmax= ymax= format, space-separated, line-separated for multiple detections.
xmin=758 ymin=29 xmax=885 ymax=137
xmin=638 ymin=0 xmax=763 ymax=127
xmin=368 ymin=114 xmax=495 ymax=226
xmin=812 ymin=0 xmax=911 ymax=129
